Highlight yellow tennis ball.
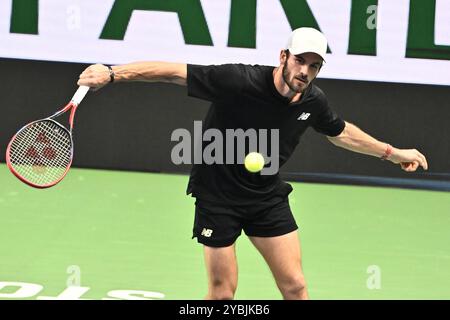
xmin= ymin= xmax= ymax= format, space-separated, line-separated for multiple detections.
xmin=244 ymin=152 xmax=265 ymax=173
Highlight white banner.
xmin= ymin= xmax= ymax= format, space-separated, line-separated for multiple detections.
xmin=1 ymin=0 xmax=450 ymax=86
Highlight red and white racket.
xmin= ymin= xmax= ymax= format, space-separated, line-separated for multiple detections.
xmin=6 ymin=86 xmax=90 ymax=188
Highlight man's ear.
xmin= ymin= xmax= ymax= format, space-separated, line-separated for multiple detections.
xmin=316 ymin=62 xmax=324 ymax=75
xmin=279 ymin=50 xmax=287 ymax=64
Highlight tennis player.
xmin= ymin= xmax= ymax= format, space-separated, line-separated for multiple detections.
xmin=78 ymin=28 xmax=428 ymax=300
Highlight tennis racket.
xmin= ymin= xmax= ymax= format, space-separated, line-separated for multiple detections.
xmin=6 ymin=86 xmax=90 ymax=188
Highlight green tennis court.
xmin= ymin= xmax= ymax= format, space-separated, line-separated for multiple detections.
xmin=0 ymin=163 xmax=449 ymax=300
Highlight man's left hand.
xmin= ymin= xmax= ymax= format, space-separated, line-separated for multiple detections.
xmin=389 ymin=148 xmax=428 ymax=172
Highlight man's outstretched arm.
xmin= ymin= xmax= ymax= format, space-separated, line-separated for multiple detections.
xmin=327 ymin=121 xmax=428 ymax=172
xmin=77 ymin=62 xmax=187 ymax=90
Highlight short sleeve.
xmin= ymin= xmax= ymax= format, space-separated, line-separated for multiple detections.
xmin=312 ymin=92 xmax=346 ymax=137
xmin=187 ymin=64 xmax=245 ymax=102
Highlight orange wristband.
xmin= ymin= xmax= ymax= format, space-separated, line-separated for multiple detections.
xmin=381 ymin=144 xmax=393 ymax=160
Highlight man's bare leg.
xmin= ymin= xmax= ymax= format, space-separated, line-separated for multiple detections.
xmin=203 ymin=244 xmax=238 ymax=300
xmin=249 ymin=231 xmax=308 ymax=299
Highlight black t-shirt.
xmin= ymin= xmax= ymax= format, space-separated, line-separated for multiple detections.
xmin=186 ymin=64 xmax=345 ymax=206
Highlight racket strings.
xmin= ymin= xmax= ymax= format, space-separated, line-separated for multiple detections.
xmin=8 ymin=120 xmax=72 ymax=186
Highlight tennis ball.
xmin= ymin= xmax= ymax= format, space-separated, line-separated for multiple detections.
xmin=244 ymin=152 xmax=265 ymax=173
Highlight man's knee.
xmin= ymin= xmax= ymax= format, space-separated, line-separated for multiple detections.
xmin=208 ymin=279 xmax=237 ymax=300
xmin=278 ymin=275 xmax=307 ymax=297
xmin=207 ymin=289 xmax=235 ymax=300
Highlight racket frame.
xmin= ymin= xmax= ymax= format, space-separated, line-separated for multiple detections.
xmin=5 ymin=86 xmax=89 ymax=188
xmin=6 ymin=118 xmax=73 ymax=189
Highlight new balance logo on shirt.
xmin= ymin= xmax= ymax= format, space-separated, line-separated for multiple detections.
xmin=201 ymin=228 xmax=213 ymax=237
xmin=297 ymin=112 xmax=311 ymax=121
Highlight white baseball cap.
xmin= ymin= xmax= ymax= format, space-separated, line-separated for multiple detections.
xmin=285 ymin=27 xmax=328 ymax=61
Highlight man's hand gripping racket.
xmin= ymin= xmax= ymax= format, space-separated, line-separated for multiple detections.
xmin=6 ymin=86 xmax=90 ymax=188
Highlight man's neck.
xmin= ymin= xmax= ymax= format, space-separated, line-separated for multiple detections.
xmin=273 ymin=67 xmax=302 ymax=104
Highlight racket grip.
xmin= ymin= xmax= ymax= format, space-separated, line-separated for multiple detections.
xmin=71 ymin=86 xmax=90 ymax=106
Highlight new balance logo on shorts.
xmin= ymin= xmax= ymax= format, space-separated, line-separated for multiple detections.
xmin=297 ymin=112 xmax=311 ymax=120
xmin=201 ymin=228 xmax=213 ymax=237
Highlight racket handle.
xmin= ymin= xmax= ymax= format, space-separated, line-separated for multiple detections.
xmin=71 ymin=85 xmax=90 ymax=106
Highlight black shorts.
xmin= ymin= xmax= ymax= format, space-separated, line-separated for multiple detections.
xmin=192 ymin=196 xmax=298 ymax=247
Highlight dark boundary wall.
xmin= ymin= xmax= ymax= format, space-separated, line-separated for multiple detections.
xmin=1 ymin=58 xmax=449 ymax=191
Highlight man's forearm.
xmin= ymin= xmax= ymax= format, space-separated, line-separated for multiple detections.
xmin=327 ymin=121 xmax=428 ymax=171
xmin=327 ymin=122 xmax=390 ymax=158
xmin=111 ymin=61 xmax=187 ymax=85
xmin=77 ymin=62 xmax=187 ymax=88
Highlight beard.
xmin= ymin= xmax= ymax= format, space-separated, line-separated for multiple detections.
xmin=282 ymin=60 xmax=309 ymax=93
